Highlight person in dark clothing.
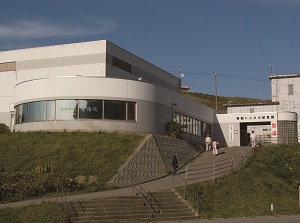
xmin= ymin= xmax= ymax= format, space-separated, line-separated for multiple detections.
xmin=171 ymin=155 xmax=179 ymax=175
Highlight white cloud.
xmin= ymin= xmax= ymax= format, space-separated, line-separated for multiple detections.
xmin=0 ymin=18 xmax=118 ymax=40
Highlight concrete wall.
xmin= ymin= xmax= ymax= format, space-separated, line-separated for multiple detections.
xmin=106 ymin=41 xmax=180 ymax=92
xmin=0 ymin=40 xmax=216 ymax=142
xmin=216 ymin=112 xmax=278 ymax=147
xmin=0 ymin=70 xmax=15 ymax=128
xmin=14 ymin=76 xmax=215 ymax=136
xmin=270 ymin=75 xmax=300 ymax=141
xmin=227 ymin=104 xmax=279 ymax=114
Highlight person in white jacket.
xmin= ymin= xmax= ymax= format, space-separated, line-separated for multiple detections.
xmin=250 ymin=131 xmax=256 ymax=148
xmin=205 ymin=135 xmax=212 ymax=151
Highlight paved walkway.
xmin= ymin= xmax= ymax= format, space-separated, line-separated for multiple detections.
xmin=0 ymin=146 xmax=246 ymax=209
xmin=155 ymin=215 xmax=300 ymax=223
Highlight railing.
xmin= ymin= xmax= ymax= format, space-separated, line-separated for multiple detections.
xmin=172 ymin=145 xmax=254 ymax=215
xmin=185 ymin=146 xmax=253 ymax=184
xmin=172 ymin=171 xmax=204 ymax=215
xmin=56 ymin=176 xmax=68 ymax=220
xmin=133 ymin=184 xmax=162 ymax=218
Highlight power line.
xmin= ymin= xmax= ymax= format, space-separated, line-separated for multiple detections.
xmin=181 ymin=76 xmax=270 ymax=97
xmin=222 ymin=81 xmax=271 ymax=97
xmin=170 ymin=71 xmax=268 ymax=82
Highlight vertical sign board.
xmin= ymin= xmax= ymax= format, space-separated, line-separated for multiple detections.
xmin=229 ymin=125 xmax=234 ymax=142
xmin=271 ymin=122 xmax=277 ymax=137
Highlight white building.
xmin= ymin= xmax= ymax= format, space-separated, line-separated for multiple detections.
xmin=0 ymin=40 xmax=216 ymax=144
xmin=269 ymin=74 xmax=300 ymax=142
xmin=0 ymin=40 xmax=298 ymax=147
xmin=216 ymin=74 xmax=300 ymax=147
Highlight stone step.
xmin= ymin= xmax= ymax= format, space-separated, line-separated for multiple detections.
xmin=71 ymin=212 xmax=197 ymax=222
xmin=69 ymin=190 xmax=197 ymax=223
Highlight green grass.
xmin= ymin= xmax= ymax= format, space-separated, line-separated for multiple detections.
xmin=181 ymin=144 xmax=300 ymax=218
xmin=1 ymin=132 xmax=300 ymax=221
xmin=0 ymin=203 xmax=65 ymax=223
xmin=183 ymin=92 xmax=272 ymax=113
xmin=0 ymin=131 xmax=145 ymax=189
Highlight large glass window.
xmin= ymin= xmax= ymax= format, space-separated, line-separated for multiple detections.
xmin=104 ymin=101 xmax=126 ymax=120
xmin=15 ymin=105 xmax=21 ymax=124
xmin=202 ymin=122 xmax=211 ymax=136
xmin=46 ymin=101 xmax=55 ymax=120
xmin=127 ymin=102 xmax=136 ymax=121
xmin=174 ymin=111 xmax=204 ymax=136
xmin=15 ymin=99 xmax=136 ymax=124
xmin=28 ymin=101 xmax=45 ymax=122
xmin=56 ymin=100 xmax=78 ymax=120
xmin=21 ymin=103 xmax=29 ymax=123
xmin=79 ymin=100 xmax=103 ymax=119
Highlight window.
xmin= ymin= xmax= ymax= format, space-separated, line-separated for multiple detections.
xmin=56 ymin=100 xmax=78 ymax=120
xmin=46 ymin=101 xmax=55 ymax=120
xmin=127 ymin=102 xmax=136 ymax=121
xmin=21 ymin=103 xmax=29 ymax=123
xmin=250 ymin=108 xmax=254 ymax=113
xmin=15 ymin=105 xmax=21 ymax=124
xmin=14 ymin=103 xmax=29 ymax=124
xmin=104 ymin=101 xmax=126 ymax=120
xmin=28 ymin=101 xmax=45 ymax=122
xmin=288 ymin=84 xmax=293 ymax=95
xmin=15 ymin=99 xmax=136 ymax=124
xmin=79 ymin=100 xmax=103 ymax=119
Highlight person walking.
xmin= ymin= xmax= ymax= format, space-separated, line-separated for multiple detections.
xmin=250 ymin=131 xmax=256 ymax=148
xmin=212 ymin=139 xmax=219 ymax=156
xmin=205 ymin=135 xmax=212 ymax=151
xmin=171 ymin=155 xmax=179 ymax=175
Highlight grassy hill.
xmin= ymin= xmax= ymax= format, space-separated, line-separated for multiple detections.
xmin=183 ymin=91 xmax=272 ymax=113
xmin=0 ymin=133 xmax=299 ymax=222
xmin=183 ymin=144 xmax=300 ymax=218
xmin=0 ymin=131 xmax=145 ymax=203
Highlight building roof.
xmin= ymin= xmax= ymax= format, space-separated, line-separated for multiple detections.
xmin=268 ymin=73 xmax=300 ymax=80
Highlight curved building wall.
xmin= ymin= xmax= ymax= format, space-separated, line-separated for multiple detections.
xmin=14 ymin=76 xmax=215 ymax=137
xmin=277 ymin=111 xmax=298 ymax=144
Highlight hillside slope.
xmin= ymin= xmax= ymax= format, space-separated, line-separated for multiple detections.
xmin=183 ymin=91 xmax=272 ymax=113
xmin=186 ymin=144 xmax=300 ymax=218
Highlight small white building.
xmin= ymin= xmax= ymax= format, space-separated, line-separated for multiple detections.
xmin=269 ymin=74 xmax=300 ymax=142
xmin=216 ymin=73 xmax=300 ymax=147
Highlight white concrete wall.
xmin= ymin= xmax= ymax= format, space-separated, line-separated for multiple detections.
xmin=1 ymin=40 xmax=215 ymax=139
xmin=227 ymin=104 xmax=279 ymax=114
xmin=271 ymin=76 xmax=300 ymax=141
xmin=0 ymin=71 xmax=15 ymax=127
xmin=14 ymin=76 xmax=215 ymax=134
xmin=216 ymin=112 xmax=278 ymax=147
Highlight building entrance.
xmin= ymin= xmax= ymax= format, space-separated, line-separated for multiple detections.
xmin=240 ymin=122 xmax=271 ymax=146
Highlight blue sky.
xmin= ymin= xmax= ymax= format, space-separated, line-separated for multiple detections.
xmin=1 ymin=0 xmax=299 ymax=99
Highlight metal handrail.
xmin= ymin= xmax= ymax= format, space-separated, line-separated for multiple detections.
xmin=56 ymin=176 xmax=68 ymax=220
xmin=171 ymin=146 xmax=255 ymax=216
xmin=133 ymin=184 xmax=161 ymax=218
xmin=172 ymin=171 xmax=210 ymax=215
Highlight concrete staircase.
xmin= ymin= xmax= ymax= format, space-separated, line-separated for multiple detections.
xmin=69 ymin=189 xmax=198 ymax=223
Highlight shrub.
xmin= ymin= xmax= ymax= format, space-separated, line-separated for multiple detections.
xmin=166 ymin=121 xmax=183 ymax=139
xmin=0 ymin=123 xmax=9 ymax=134
xmin=0 ymin=173 xmax=81 ymax=202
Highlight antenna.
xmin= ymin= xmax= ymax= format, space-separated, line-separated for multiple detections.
xmin=178 ymin=62 xmax=184 ymax=78
xmin=270 ymin=61 xmax=273 ymax=74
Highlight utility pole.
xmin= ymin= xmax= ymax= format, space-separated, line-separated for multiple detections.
xmin=212 ymin=72 xmax=218 ymax=110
